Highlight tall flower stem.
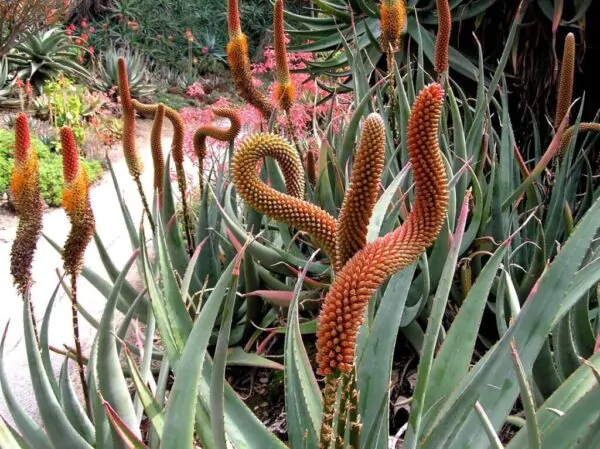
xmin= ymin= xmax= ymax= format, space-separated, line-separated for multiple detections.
xmin=70 ymin=274 xmax=90 ymax=417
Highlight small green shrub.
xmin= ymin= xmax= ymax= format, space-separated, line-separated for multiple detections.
xmin=0 ymin=129 xmax=103 ymax=207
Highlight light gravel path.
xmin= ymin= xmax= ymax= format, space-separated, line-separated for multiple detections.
xmin=0 ymin=119 xmax=170 ymax=426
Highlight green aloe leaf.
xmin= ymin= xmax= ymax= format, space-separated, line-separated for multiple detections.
xmin=100 ymin=394 xmax=149 ymax=449
xmin=284 ymin=252 xmax=323 ymax=449
xmin=59 ymin=358 xmax=96 ymax=445
xmin=0 ymin=414 xmax=26 ymax=449
xmin=226 ymin=347 xmax=284 ymax=371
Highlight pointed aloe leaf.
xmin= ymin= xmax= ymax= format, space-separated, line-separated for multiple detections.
xmin=405 ymin=194 xmax=470 ymax=448
xmin=284 ymin=252 xmax=323 ymax=449
xmin=0 ymin=414 xmax=26 ymax=449
xmin=59 ymin=358 xmax=96 ymax=444
xmin=160 ymin=260 xmax=235 ymax=449
xmin=0 ymin=325 xmax=53 ymax=449
xmin=40 ymin=279 xmax=62 ymax=396
xmin=226 ymin=347 xmax=284 ymax=371
xmin=357 ymin=263 xmax=416 ymax=449
xmin=100 ymin=395 xmax=149 ymax=449
xmin=23 ymin=295 xmax=94 ymax=448
xmin=107 ymin=157 xmax=139 ymax=248
xmin=96 ymin=251 xmax=142 ymax=444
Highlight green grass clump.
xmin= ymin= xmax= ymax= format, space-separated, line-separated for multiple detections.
xmin=0 ymin=129 xmax=103 ymax=207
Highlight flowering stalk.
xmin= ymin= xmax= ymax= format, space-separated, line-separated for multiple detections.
xmin=193 ymin=107 xmax=241 ymax=197
xmin=555 ymin=32 xmax=575 ymax=131
xmin=117 ymin=57 xmax=154 ymax=232
xmin=273 ymin=0 xmax=294 ymax=113
xmin=132 ymin=100 xmax=195 ymax=254
xmin=557 ymin=122 xmax=600 ymax=158
xmin=315 ymin=83 xmax=448 ymax=376
xmin=434 ymin=0 xmax=451 ymax=80
xmin=60 ymin=126 xmax=95 ymax=417
xmin=150 ymin=103 xmax=166 ymax=202
xmin=227 ymin=0 xmax=274 ymax=117
xmin=10 ymin=113 xmax=43 ymax=342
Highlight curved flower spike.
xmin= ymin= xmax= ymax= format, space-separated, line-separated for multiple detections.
xmin=10 ymin=113 xmax=43 ymax=294
xmin=555 ymin=32 xmax=575 ymax=130
xmin=273 ymin=0 xmax=294 ymax=112
xmin=232 ymin=133 xmax=337 ymax=259
xmin=117 ymin=57 xmax=143 ymax=178
xmin=557 ymin=122 xmax=600 ymax=158
xmin=194 ymin=107 xmax=242 ymax=196
xmin=316 ymin=83 xmax=448 ymax=375
xmin=150 ymin=103 xmax=166 ymax=198
xmin=335 ymin=113 xmax=386 ymax=271
xmin=227 ymin=0 xmax=274 ymax=117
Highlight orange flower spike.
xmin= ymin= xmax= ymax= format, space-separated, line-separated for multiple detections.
xmin=557 ymin=122 xmax=600 ymax=157
xmin=273 ymin=0 xmax=294 ymax=112
xmin=434 ymin=0 xmax=451 ymax=75
xmin=117 ymin=57 xmax=143 ymax=178
xmin=316 ymin=83 xmax=448 ymax=375
xmin=60 ymin=127 xmax=95 ymax=275
xmin=232 ymin=133 xmax=337 ymax=260
xmin=10 ymin=113 xmax=43 ymax=294
xmin=555 ymin=32 xmax=575 ymax=130
xmin=380 ymin=0 xmax=407 ymax=52
xmin=150 ymin=104 xmax=166 ymax=195
xmin=193 ymin=107 xmax=242 ymax=160
xmin=335 ymin=113 xmax=386 ymax=271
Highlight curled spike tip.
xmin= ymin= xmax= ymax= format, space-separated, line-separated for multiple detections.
xmin=316 ymin=83 xmax=448 ymax=375
xmin=151 ymin=104 xmax=166 ymax=195
xmin=227 ymin=34 xmax=274 ymax=117
xmin=274 ymin=0 xmax=294 ymax=111
xmin=335 ymin=113 xmax=386 ymax=271
xmin=557 ymin=122 xmax=600 ymax=158
xmin=10 ymin=113 xmax=43 ymax=294
xmin=227 ymin=0 xmax=241 ymax=38
xmin=434 ymin=0 xmax=451 ymax=75
xmin=194 ymin=107 xmax=241 ymax=160
xmin=232 ymin=133 xmax=337 ymax=259
xmin=380 ymin=0 xmax=407 ymax=53
xmin=555 ymin=32 xmax=576 ymax=130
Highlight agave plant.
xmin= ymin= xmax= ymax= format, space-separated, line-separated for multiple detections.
xmin=7 ymin=28 xmax=91 ymax=91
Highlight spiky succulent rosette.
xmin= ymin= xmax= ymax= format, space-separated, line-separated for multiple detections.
xmin=150 ymin=103 xmax=166 ymax=197
xmin=10 ymin=113 xmax=43 ymax=294
xmin=555 ymin=32 xmax=575 ymax=130
xmin=227 ymin=0 xmax=274 ymax=117
xmin=335 ymin=113 xmax=386 ymax=271
xmin=316 ymin=83 xmax=448 ymax=375
xmin=117 ymin=57 xmax=143 ymax=178
xmin=232 ymin=133 xmax=338 ymax=259
xmin=273 ymin=0 xmax=295 ymax=112
xmin=434 ymin=0 xmax=451 ymax=75
xmin=60 ymin=127 xmax=95 ymax=275
xmin=379 ymin=0 xmax=407 ymax=53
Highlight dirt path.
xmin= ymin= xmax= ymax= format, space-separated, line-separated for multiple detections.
xmin=0 ymin=119 xmax=174 ymax=425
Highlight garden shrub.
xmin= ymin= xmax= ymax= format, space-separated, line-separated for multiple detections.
xmin=0 ymin=128 xmax=103 ymax=207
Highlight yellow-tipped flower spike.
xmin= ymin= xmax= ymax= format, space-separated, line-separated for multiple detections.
xmin=557 ymin=122 xmax=600 ymax=158
xmin=117 ymin=57 xmax=143 ymax=178
xmin=10 ymin=113 xmax=43 ymax=294
xmin=335 ymin=113 xmax=386 ymax=272
xmin=232 ymin=133 xmax=337 ymax=260
xmin=555 ymin=32 xmax=576 ymax=130
xmin=60 ymin=127 xmax=95 ymax=275
xmin=434 ymin=0 xmax=451 ymax=76
xmin=316 ymin=83 xmax=448 ymax=375
xmin=227 ymin=0 xmax=274 ymax=117
xmin=273 ymin=0 xmax=295 ymax=112
xmin=150 ymin=104 xmax=166 ymax=197
xmin=380 ymin=0 xmax=407 ymax=53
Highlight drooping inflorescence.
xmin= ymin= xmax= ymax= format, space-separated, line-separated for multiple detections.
xmin=232 ymin=133 xmax=338 ymax=260
xmin=557 ymin=122 xmax=600 ymax=157
xmin=227 ymin=0 xmax=274 ymax=117
xmin=555 ymin=32 xmax=575 ymax=130
xmin=273 ymin=0 xmax=295 ymax=112
xmin=315 ymin=83 xmax=449 ymax=375
xmin=434 ymin=0 xmax=451 ymax=76
xmin=335 ymin=113 xmax=386 ymax=271
xmin=10 ymin=113 xmax=43 ymax=294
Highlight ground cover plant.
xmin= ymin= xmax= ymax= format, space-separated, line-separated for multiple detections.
xmin=1 ymin=0 xmax=600 ymax=448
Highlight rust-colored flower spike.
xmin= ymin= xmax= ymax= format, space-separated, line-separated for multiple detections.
xmin=227 ymin=0 xmax=274 ymax=117
xmin=379 ymin=0 xmax=407 ymax=53
xmin=132 ymin=100 xmax=195 ymax=251
xmin=150 ymin=103 xmax=166 ymax=198
xmin=555 ymin=32 xmax=575 ymax=130
xmin=557 ymin=122 xmax=600 ymax=158
xmin=335 ymin=113 xmax=386 ymax=272
xmin=273 ymin=0 xmax=294 ymax=112
xmin=10 ymin=113 xmax=43 ymax=295
xmin=316 ymin=83 xmax=448 ymax=375
xmin=306 ymin=148 xmax=318 ymax=187
xmin=117 ymin=57 xmax=143 ymax=178
xmin=232 ymin=133 xmax=337 ymax=260
xmin=434 ymin=0 xmax=451 ymax=76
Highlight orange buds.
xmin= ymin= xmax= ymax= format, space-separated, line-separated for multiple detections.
xmin=274 ymin=0 xmax=294 ymax=111
xmin=380 ymin=0 xmax=407 ymax=53
xmin=117 ymin=57 xmax=143 ymax=178
xmin=434 ymin=0 xmax=451 ymax=75
xmin=555 ymin=32 xmax=575 ymax=130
